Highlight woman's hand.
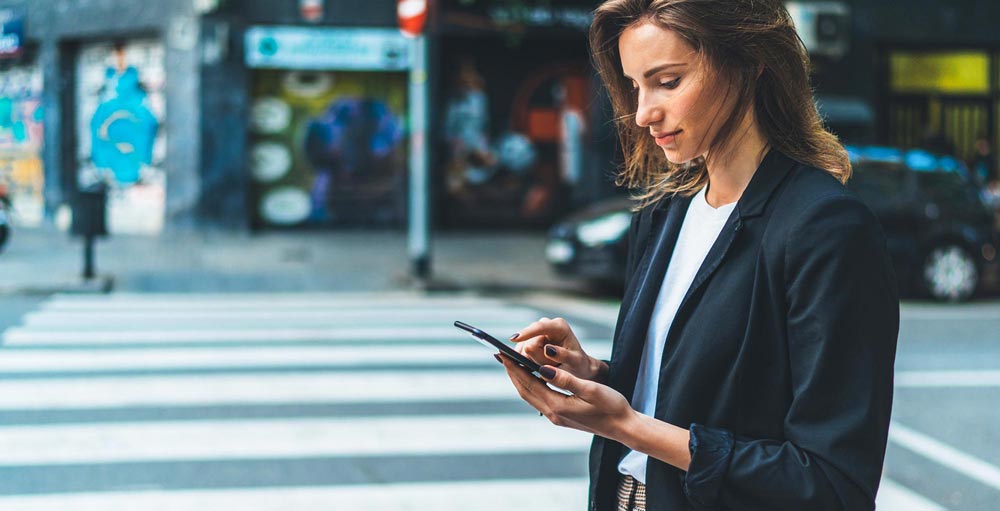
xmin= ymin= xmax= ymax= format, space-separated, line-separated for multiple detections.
xmin=498 ymin=355 xmax=635 ymax=441
xmin=509 ymin=317 xmax=609 ymax=383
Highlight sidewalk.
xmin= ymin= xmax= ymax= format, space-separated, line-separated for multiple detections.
xmin=0 ymin=225 xmax=591 ymax=295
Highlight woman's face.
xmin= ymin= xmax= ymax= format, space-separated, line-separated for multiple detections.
xmin=619 ymin=21 xmax=730 ymax=164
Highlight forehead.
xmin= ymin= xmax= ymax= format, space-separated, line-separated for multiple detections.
xmin=618 ymin=21 xmax=696 ymax=77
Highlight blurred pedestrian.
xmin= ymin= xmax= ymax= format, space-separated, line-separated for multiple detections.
xmin=443 ymin=58 xmax=495 ymax=196
xmin=970 ymin=135 xmax=997 ymax=189
xmin=495 ymin=1 xmax=899 ymax=510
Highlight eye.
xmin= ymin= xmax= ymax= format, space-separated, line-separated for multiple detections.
xmin=660 ymin=77 xmax=681 ymax=90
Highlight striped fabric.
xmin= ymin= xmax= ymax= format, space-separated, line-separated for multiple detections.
xmin=616 ymin=475 xmax=647 ymax=511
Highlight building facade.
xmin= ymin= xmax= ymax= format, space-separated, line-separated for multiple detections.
xmin=1 ymin=0 xmax=997 ymax=234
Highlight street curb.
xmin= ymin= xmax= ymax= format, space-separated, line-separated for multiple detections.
xmin=0 ymin=275 xmax=115 ymax=296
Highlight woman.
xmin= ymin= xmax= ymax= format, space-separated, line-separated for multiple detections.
xmin=498 ymin=0 xmax=899 ymax=510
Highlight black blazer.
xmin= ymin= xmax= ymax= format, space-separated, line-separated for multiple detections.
xmin=588 ymin=149 xmax=900 ymax=511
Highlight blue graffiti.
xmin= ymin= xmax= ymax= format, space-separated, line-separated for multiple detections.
xmin=0 ymin=95 xmax=40 ymax=143
xmin=89 ymin=66 xmax=158 ymax=185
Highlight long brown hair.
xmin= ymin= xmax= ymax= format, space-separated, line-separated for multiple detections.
xmin=590 ymin=0 xmax=851 ymax=209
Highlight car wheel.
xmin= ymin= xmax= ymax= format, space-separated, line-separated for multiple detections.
xmin=922 ymin=244 xmax=979 ymax=302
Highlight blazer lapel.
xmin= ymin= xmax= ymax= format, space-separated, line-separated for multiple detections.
xmin=609 ymin=193 xmax=691 ymax=400
xmin=671 ymin=209 xmax=741 ymax=323
xmin=673 ymin=149 xmax=797 ymax=320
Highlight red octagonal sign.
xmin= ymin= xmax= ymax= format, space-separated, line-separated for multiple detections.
xmin=398 ymin=0 xmax=428 ymax=38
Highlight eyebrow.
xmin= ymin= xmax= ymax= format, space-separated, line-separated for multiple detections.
xmin=623 ymin=62 xmax=687 ymax=80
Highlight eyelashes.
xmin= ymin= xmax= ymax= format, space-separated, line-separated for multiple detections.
xmin=661 ymin=77 xmax=681 ymax=89
xmin=629 ymin=77 xmax=682 ymax=96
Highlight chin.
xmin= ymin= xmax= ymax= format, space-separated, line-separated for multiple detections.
xmin=661 ymin=147 xmax=696 ymax=165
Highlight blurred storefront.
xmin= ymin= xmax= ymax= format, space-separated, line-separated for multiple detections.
xmin=3 ymin=0 xmax=612 ymax=232
xmin=4 ymin=0 xmax=199 ymax=234
xmin=883 ymin=50 xmax=997 ymax=167
xmin=203 ymin=2 xmax=423 ymax=231
xmin=0 ymin=6 xmax=44 ymax=228
xmin=435 ymin=0 xmax=616 ymax=229
xmin=243 ymin=28 xmax=410 ymax=228
xmin=792 ymin=0 xmax=1000 ymax=184
xmin=10 ymin=0 xmax=996 ymax=233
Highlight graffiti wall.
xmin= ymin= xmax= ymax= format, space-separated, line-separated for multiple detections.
xmin=75 ymin=40 xmax=166 ymax=234
xmin=250 ymin=70 xmax=407 ymax=228
xmin=0 ymin=60 xmax=44 ymax=227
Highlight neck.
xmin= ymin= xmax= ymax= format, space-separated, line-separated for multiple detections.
xmin=702 ymin=115 xmax=769 ymax=208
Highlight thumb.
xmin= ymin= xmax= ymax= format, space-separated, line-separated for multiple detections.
xmin=538 ymin=364 xmax=592 ymax=397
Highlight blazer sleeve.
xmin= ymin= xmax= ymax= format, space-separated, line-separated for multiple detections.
xmin=682 ymin=195 xmax=900 ymax=510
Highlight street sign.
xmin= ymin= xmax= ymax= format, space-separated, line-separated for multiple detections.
xmin=245 ymin=27 xmax=412 ymax=71
xmin=300 ymin=0 xmax=323 ymax=23
xmin=398 ymin=0 xmax=428 ymax=38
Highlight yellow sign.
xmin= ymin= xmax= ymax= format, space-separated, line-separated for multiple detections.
xmin=890 ymin=51 xmax=990 ymax=94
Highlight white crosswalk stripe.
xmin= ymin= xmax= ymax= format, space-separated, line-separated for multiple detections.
xmin=0 ymin=292 xmax=943 ymax=510
xmin=0 ymin=292 xmax=606 ymax=509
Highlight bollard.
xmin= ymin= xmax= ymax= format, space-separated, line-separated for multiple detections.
xmin=71 ymin=183 xmax=109 ymax=280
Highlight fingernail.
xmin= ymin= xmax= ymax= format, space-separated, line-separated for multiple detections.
xmin=539 ymin=366 xmax=556 ymax=379
xmin=494 ymin=353 xmax=503 ymax=364
xmin=544 ymin=345 xmax=557 ymax=357
xmin=509 ymin=333 xmax=520 ymax=340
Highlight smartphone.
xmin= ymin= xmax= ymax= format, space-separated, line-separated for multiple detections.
xmin=454 ymin=320 xmax=542 ymax=377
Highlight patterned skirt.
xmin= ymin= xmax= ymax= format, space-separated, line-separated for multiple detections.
xmin=617 ymin=475 xmax=647 ymax=511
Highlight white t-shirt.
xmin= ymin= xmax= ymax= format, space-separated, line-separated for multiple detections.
xmin=618 ymin=185 xmax=738 ymax=484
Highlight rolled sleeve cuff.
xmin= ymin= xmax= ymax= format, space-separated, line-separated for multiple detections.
xmin=684 ymin=423 xmax=734 ymax=508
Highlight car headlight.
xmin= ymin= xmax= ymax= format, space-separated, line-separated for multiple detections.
xmin=577 ymin=211 xmax=631 ymax=247
xmin=545 ymin=239 xmax=574 ymax=264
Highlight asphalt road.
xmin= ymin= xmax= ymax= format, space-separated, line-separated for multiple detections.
xmin=0 ymin=292 xmax=996 ymax=510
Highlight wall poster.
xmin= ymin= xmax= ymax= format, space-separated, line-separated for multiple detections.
xmin=75 ymin=39 xmax=166 ymax=234
xmin=249 ymin=70 xmax=408 ymax=227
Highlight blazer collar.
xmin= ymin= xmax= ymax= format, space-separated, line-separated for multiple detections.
xmin=646 ymin=148 xmax=795 ymax=219
xmin=734 ymin=148 xmax=797 ymax=219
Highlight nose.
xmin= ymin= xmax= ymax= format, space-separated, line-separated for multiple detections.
xmin=634 ymin=89 xmax=663 ymax=128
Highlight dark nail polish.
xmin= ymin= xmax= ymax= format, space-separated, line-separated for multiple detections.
xmin=545 ymin=345 xmax=557 ymax=357
xmin=494 ymin=353 xmax=503 ymax=364
xmin=509 ymin=333 xmax=520 ymax=340
xmin=539 ymin=366 xmax=556 ymax=379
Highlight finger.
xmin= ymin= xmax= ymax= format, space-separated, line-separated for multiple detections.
xmin=509 ymin=317 xmax=564 ymax=342
xmin=538 ymin=364 xmax=595 ymax=400
xmin=514 ymin=334 xmax=546 ymax=354
xmin=499 ymin=356 xmax=551 ymax=411
xmin=519 ymin=336 xmax=552 ymax=363
xmin=542 ymin=343 xmax=578 ymax=365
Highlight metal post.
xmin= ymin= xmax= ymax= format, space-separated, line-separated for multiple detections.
xmin=83 ymin=235 xmax=96 ymax=280
xmin=408 ymin=34 xmax=431 ymax=282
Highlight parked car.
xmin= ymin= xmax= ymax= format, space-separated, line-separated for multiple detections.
xmin=545 ymin=146 xmax=1000 ymax=301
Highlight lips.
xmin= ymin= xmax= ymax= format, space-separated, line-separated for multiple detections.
xmin=653 ymin=129 xmax=682 ymax=146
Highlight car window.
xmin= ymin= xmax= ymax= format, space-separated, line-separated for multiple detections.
xmin=915 ymin=171 xmax=979 ymax=206
xmin=849 ymin=161 xmax=909 ymax=213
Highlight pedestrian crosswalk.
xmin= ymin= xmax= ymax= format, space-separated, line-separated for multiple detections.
xmin=0 ymin=292 xmax=609 ymax=509
xmin=0 ymin=291 xmax=946 ymax=510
